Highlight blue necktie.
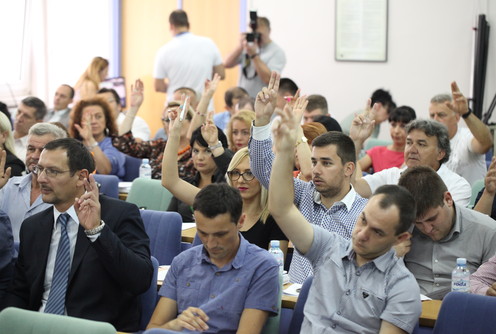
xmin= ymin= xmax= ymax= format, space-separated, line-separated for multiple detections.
xmin=45 ymin=213 xmax=71 ymax=315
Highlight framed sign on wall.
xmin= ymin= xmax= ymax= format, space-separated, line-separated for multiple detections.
xmin=335 ymin=0 xmax=388 ymax=62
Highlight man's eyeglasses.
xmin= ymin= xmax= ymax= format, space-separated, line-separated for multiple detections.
xmin=33 ymin=165 xmax=71 ymax=178
xmin=227 ymin=170 xmax=255 ymax=181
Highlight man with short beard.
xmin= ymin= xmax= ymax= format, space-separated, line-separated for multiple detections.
xmin=0 ymin=123 xmax=67 ymax=242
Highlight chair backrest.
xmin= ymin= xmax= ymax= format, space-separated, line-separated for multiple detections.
xmin=140 ymin=210 xmax=182 ymax=265
xmin=364 ymin=138 xmax=393 ymax=151
xmin=0 ymin=307 xmax=116 ymax=334
xmin=288 ymin=275 xmax=314 ymax=334
xmin=470 ymin=179 xmax=485 ymax=208
xmin=93 ymin=174 xmax=120 ymax=199
xmin=127 ymin=178 xmax=174 ymax=211
xmin=261 ymin=271 xmax=283 ymax=334
xmin=433 ymin=291 xmax=496 ymax=334
xmin=123 ymin=155 xmax=142 ymax=182
xmin=139 ymin=256 xmax=159 ymax=330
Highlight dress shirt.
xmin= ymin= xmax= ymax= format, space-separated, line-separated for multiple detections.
xmin=13 ymin=135 xmax=28 ymax=164
xmin=160 ymin=234 xmax=279 ymax=333
xmin=43 ymin=108 xmax=71 ymax=128
xmin=302 ymin=225 xmax=421 ymax=334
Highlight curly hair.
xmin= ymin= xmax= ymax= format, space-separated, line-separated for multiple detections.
xmin=69 ymin=97 xmax=118 ymax=140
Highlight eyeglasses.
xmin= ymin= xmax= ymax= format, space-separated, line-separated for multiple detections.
xmin=227 ymin=170 xmax=255 ymax=181
xmin=33 ymin=165 xmax=71 ymax=178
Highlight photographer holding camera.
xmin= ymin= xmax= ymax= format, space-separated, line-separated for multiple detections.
xmin=224 ymin=13 xmax=286 ymax=98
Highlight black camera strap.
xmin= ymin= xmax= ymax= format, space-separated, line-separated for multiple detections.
xmin=242 ymin=54 xmax=258 ymax=79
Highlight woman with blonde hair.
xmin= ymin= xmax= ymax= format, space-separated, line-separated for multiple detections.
xmin=74 ymin=56 xmax=109 ymax=101
xmin=0 ymin=112 xmax=24 ymax=176
xmin=226 ymin=110 xmax=255 ymax=152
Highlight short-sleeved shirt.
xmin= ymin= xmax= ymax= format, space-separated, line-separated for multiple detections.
xmin=446 ymin=127 xmax=487 ymax=184
xmin=237 ymin=41 xmax=286 ymax=98
xmin=153 ymin=32 xmax=223 ymax=102
xmin=364 ymin=164 xmax=471 ymax=207
xmin=249 ymin=127 xmax=368 ymax=283
xmin=160 ymin=234 xmax=279 ymax=333
xmin=405 ymin=204 xmax=496 ymax=299
xmin=301 ymin=225 xmax=421 ymax=334
xmin=366 ymin=146 xmax=404 ymax=172
xmin=116 ymin=112 xmax=150 ymax=141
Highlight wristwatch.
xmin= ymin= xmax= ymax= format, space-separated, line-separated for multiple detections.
xmin=295 ymin=136 xmax=308 ymax=146
xmin=84 ymin=220 xmax=105 ymax=236
xmin=462 ymin=108 xmax=472 ymax=119
xmin=208 ymin=141 xmax=223 ymax=151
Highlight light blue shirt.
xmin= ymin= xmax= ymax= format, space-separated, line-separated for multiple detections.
xmin=213 ymin=111 xmax=231 ymax=132
xmin=0 ymin=173 xmax=52 ymax=242
xmin=302 ymin=226 xmax=421 ymax=334
xmin=160 ymin=234 xmax=279 ymax=333
xmin=98 ymin=137 xmax=126 ymax=179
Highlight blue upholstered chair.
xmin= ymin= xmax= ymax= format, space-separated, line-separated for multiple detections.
xmin=139 ymin=256 xmax=159 ymax=330
xmin=93 ymin=174 xmax=119 ymax=199
xmin=123 ymin=155 xmax=142 ymax=182
xmin=140 ymin=210 xmax=182 ymax=265
xmin=288 ymin=275 xmax=313 ymax=334
xmin=0 ymin=307 xmax=116 ymax=333
xmin=432 ymin=291 xmax=496 ymax=334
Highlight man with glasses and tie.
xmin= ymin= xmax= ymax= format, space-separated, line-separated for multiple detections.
xmin=2 ymin=138 xmax=152 ymax=333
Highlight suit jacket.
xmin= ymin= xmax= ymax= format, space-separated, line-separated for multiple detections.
xmin=3 ymin=195 xmax=152 ymax=332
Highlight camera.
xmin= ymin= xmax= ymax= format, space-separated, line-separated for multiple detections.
xmin=246 ymin=11 xmax=260 ymax=44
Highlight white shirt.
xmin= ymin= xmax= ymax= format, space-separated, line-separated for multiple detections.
xmin=364 ymin=164 xmax=471 ymax=207
xmin=446 ymin=127 xmax=487 ymax=184
xmin=14 ymin=135 xmax=28 ymax=164
xmin=117 ymin=112 xmax=151 ymax=141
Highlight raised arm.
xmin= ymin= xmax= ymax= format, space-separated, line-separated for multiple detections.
xmin=474 ymin=157 xmax=496 ymax=214
xmin=161 ymin=97 xmax=200 ymax=205
xmin=74 ymin=115 xmax=112 ymax=174
xmin=269 ymin=103 xmax=314 ymax=255
xmin=450 ymin=81 xmax=493 ymax=154
xmin=119 ymin=79 xmax=144 ymax=136
xmin=187 ymin=74 xmax=220 ymax=140
xmin=224 ymin=34 xmax=245 ymax=68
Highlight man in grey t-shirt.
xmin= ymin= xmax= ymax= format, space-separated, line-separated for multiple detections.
xmin=269 ymin=104 xmax=421 ymax=334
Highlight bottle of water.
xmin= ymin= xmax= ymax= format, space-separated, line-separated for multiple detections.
xmin=139 ymin=158 xmax=152 ymax=179
xmin=269 ymin=240 xmax=284 ymax=274
xmin=451 ymin=257 xmax=471 ymax=293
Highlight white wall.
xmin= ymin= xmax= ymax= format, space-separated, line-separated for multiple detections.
xmin=252 ymin=0 xmax=496 ymax=139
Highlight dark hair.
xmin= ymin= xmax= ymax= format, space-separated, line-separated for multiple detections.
xmin=224 ymin=87 xmax=249 ymax=107
xmin=44 ymin=138 xmax=95 ymax=174
xmin=98 ymin=88 xmax=121 ymax=107
xmin=405 ymin=119 xmax=451 ymax=165
xmin=193 ymin=183 xmax=243 ymax=223
xmin=21 ymin=96 xmax=47 ymax=120
xmin=190 ymin=126 xmax=228 ymax=149
xmin=0 ymin=101 xmax=12 ymax=128
xmin=312 ymin=131 xmax=356 ymax=164
xmin=69 ymin=97 xmax=118 ymax=140
xmin=371 ymin=89 xmax=395 ymax=113
xmin=388 ymin=105 xmax=416 ymax=124
xmin=278 ymin=78 xmax=298 ymax=96
xmin=398 ymin=166 xmax=447 ymax=220
xmin=306 ymin=95 xmax=328 ymax=114
xmin=374 ymin=185 xmax=416 ymax=234
xmin=169 ymin=9 xmax=189 ymax=29
xmin=61 ymin=84 xmax=75 ymax=99
xmin=313 ymin=115 xmax=342 ymax=132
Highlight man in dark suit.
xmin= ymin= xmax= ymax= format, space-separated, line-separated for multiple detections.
xmin=2 ymin=138 xmax=152 ymax=332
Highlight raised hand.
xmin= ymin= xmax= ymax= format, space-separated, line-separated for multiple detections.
xmin=349 ymin=99 xmax=378 ymax=144
xmin=74 ymin=113 xmax=95 ymax=143
xmin=201 ymin=116 xmax=219 ymax=147
xmin=292 ymin=93 xmax=308 ymax=125
xmin=74 ymin=174 xmax=101 ymax=231
xmin=204 ymin=73 xmax=221 ymax=96
xmin=254 ymin=71 xmax=280 ymax=126
xmin=485 ymin=157 xmax=496 ymax=195
xmin=273 ymin=103 xmax=298 ymax=154
xmin=168 ymin=94 xmax=190 ymax=135
xmin=0 ymin=150 xmax=11 ymax=189
xmin=448 ymin=81 xmax=469 ymax=117
xmin=130 ymin=79 xmax=144 ymax=108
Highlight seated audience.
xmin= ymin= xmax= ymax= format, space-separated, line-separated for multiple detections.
xmin=398 ymin=166 xmax=496 ymax=299
xmin=359 ymin=106 xmax=416 ymax=173
xmin=474 ymin=157 xmax=496 ymax=218
xmin=98 ymin=80 xmax=151 ymax=141
xmin=69 ymin=97 xmax=125 ymax=178
xmin=268 ymin=103 xmax=421 ymax=333
xmin=352 ymin=117 xmax=471 ymax=207
xmin=2 ymin=138 xmax=152 ymax=332
xmin=14 ymin=96 xmax=47 ymax=163
xmin=44 ymin=84 xmax=74 ymax=128
xmin=303 ymin=94 xmax=330 ymax=124
xmin=235 ymin=96 xmax=255 ymax=113
xmin=0 ymin=112 xmax=25 ymax=176
xmin=342 ymin=88 xmax=396 ymax=138
xmin=226 ymin=110 xmax=254 ymax=152
xmin=0 ymin=123 xmax=67 ymax=242
xmin=213 ymin=86 xmax=249 ymax=131
xmin=429 ymin=81 xmax=492 ymax=184
xmin=147 ymin=183 xmax=279 ymax=333
xmin=0 ymin=210 xmax=15 ymax=302
xmin=73 ymin=56 xmax=109 ymax=101
xmin=249 ymin=72 xmax=368 ymax=283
